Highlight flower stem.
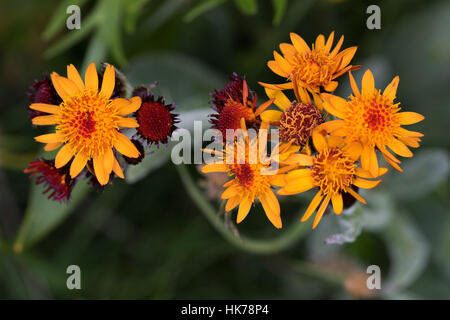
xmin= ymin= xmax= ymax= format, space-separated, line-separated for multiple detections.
xmin=176 ymin=164 xmax=309 ymax=255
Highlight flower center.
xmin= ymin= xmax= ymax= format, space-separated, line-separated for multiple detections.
xmin=136 ymin=101 xmax=174 ymax=143
xmin=311 ymin=148 xmax=356 ymax=195
xmin=345 ymin=91 xmax=400 ymax=147
xmin=279 ymin=102 xmax=323 ymax=145
xmin=56 ymin=90 xmax=119 ymax=156
xmin=292 ymin=48 xmax=334 ymax=90
xmin=216 ymin=101 xmax=255 ymax=138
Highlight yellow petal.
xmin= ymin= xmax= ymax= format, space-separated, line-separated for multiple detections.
xmin=312 ymin=194 xmax=331 ymax=229
xmin=29 ymin=103 xmax=59 ymax=114
xmin=70 ymin=152 xmax=88 ymax=178
xmin=67 ymin=64 xmax=85 ymax=91
xmin=84 ymin=62 xmax=99 ymax=92
xmin=99 ymin=64 xmax=115 ymax=98
xmin=283 ymin=154 xmax=313 ymax=166
xmin=317 ymin=120 xmax=345 ymax=134
xmin=93 ymin=152 xmax=109 ymax=186
xmin=237 ymin=196 xmax=252 ymax=223
xmin=342 ymin=142 xmax=362 ymax=161
xmin=260 ymin=110 xmax=283 ymax=123
xmin=55 ymin=144 xmax=74 ymax=168
xmin=324 ymin=81 xmax=338 ymax=92
xmin=114 ymin=132 xmax=140 ymax=158
xmin=53 ymin=75 xmax=79 ymax=96
xmin=397 ymin=112 xmax=425 ymax=125
xmin=32 ymin=115 xmax=57 ymax=126
xmin=301 ymin=191 xmax=323 ymax=222
xmin=331 ymin=193 xmax=343 ymax=215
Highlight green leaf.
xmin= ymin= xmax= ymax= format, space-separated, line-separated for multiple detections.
xmin=272 ymin=0 xmax=287 ymax=25
xmin=386 ymin=148 xmax=450 ymax=201
xmin=380 ymin=212 xmax=429 ymax=293
xmin=183 ymin=0 xmax=226 ymax=23
xmin=234 ymin=0 xmax=258 ymax=15
xmin=13 ymin=180 xmax=90 ymax=253
xmin=123 ymin=0 xmax=152 ymax=33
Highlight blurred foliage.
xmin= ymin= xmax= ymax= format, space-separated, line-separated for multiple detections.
xmin=0 ymin=0 xmax=449 ymax=299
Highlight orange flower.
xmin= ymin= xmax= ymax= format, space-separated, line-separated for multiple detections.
xmin=278 ymin=130 xmax=386 ymax=229
xmin=320 ymin=69 xmax=424 ymax=176
xmin=201 ymin=120 xmax=299 ymax=229
xmin=260 ymin=31 xmax=358 ymax=104
xmin=30 ymin=62 xmax=142 ymax=185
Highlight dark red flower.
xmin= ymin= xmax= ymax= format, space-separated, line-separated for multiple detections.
xmin=210 ymin=73 xmax=266 ymax=139
xmin=27 ymin=75 xmax=62 ymax=119
xmin=24 ymin=159 xmax=75 ymax=201
xmin=133 ymin=86 xmax=179 ymax=146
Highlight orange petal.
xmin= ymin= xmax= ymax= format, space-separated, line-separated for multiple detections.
xmin=84 ymin=62 xmax=99 ymax=92
xmin=361 ymin=69 xmax=375 ymax=96
xmin=301 ymin=191 xmax=323 ymax=222
xmin=93 ymin=152 xmax=109 ymax=186
xmin=349 ymin=72 xmax=360 ymax=97
xmin=353 ymin=177 xmax=381 ymax=189
xmin=117 ymin=117 xmax=139 ymax=128
xmin=55 ymin=144 xmax=74 ymax=168
xmin=32 ymin=115 xmax=57 ymax=126
xmin=260 ymin=190 xmax=282 ymax=229
xmin=237 ymin=196 xmax=252 ymax=223
xmin=114 ymin=132 xmax=140 ymax=158
xmin=268 ymin=60 xmax=288 ymax=78
xmin=29 ymin=103 xmax=59 ymax=114
xmin=290 ymin=32 xmax=310 ymax=53
xmin=331 ymin=193 xmax=343 ymax=215
xmin=112 ymin=157 xmax=124 ymax=179
xmin=116 ymin=97 xmax=142 ymax=115
xmin=70 ymin=152 xmax=88 ymax=178
xmin=67 ymin=64 xmax=85 ymax=91
xmin=388 ymin=138 xmax=413 ymax=158
xmin=34 ymin=132 xmax=63 ymax=144
xmin=312 ymin=194 xmax=331 ymax=229
xmin=383 ymin=76 xmax=399 ymax=101
xmin=397 ymin=112 xmax=425 ymax=125
xmin=99 ymin=64 xmax=115 ymax=98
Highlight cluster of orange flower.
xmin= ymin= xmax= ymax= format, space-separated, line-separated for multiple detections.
xmin=25 ymin=63 xmax=178 ymax=200
xmin=203 ymin=32 xmax=424 ymax=229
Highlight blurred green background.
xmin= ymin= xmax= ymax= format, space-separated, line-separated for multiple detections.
xmin=0 ymin=0 xmax=449 ymax=299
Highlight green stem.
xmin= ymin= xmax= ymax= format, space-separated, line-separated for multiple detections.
xmin=176 ymin=164 xmax=309 ymax=255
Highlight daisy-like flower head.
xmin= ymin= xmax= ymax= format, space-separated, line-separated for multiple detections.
xmin=29 ymin=62 xmax=142 ymax=186
xmin=260 ymin=83 xmax=324 ymax=147
xmin=261 ymin=31 xmax=358 ymax=102
xmin=133 ymin=86 xmax=179 ymax=146
xmin=321 ymin=69 xmax=425 ymax=176
xmin=201 ymin=120 xmax=300 ymax=229
xmin=24 ymin=159 xmax=75 ymax=201
xmin=210 ymin=74 xmax=273 ymax=139
xmin=278 ymin=129 xmax=386 ymax=229
xmin=27 ymin=75 xmax=62 ymax=119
